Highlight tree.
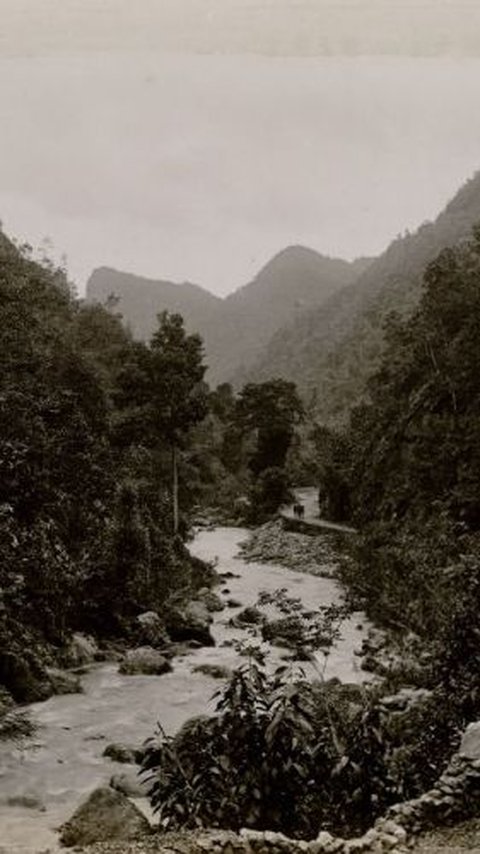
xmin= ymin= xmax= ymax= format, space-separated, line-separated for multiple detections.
xmin=149 ymin=312 xmax=208 ymax=533
xmin=236 ymin=379 xmax=304 ymax=476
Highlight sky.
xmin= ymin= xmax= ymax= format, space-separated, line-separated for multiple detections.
xmin=1 ymin=2 xmax=480 ymax=296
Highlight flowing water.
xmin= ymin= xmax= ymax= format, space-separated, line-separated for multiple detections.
xmin=0 ymin=526 xmax=368 ymax=853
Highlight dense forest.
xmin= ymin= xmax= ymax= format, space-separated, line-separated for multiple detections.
xmin=0 ymin=231 xmax=221 ymax=705
xmin=243 ymin=172 xmax=480 ymax=423
xmin=135 ymin=228 xmax=480 ymax=843
xmin=0 ymin=230 xmax=308 ymax=709
xmin=1 ymin=206 xmax=480 ymax=848
xmin=320 ymin=226 xmax=480 ymax=720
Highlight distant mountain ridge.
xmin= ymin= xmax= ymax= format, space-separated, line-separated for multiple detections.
xmin=87 ymin=246 xmax=370 ymax=385
xmin=85 ymin=267 xmax=221 ymax=342
xmin=87 ymin=171 xmax=480 ymax=422
xmin=241 ymin=172 xmax=480 ymax=422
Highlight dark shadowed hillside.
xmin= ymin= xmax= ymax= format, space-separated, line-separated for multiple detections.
xmin=87 ymin=247 xmax=370 ymax=383
xmin=242 ymin=172 xmax=480 ymax=423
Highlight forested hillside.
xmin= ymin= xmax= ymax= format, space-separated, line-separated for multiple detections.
xmin=321 ymin=226 xmax=480 ymax=718
xmin=87 ymin=247 xmax=369 ymax=387
xmin=245 ymin=172 xmax=480 ymax=423
xmin=0 ymin=232 xmax=213 ymax=704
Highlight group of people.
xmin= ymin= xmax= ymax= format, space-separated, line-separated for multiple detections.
xmin=293 ymin=502 xmax=305 ymax=519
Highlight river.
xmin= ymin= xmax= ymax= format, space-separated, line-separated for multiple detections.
xmin=0 ymin=526 xmax=368 ymax=853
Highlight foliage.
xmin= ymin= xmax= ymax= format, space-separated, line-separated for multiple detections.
xmin=247 ymin=467 xmax=293 ymax=523
xmin=327 ymin=229 xmax=480 ymax=730
xmin=149 ymin=312 xmax=208 ymax=447
xmin=0 ymin=232 xmax=210 ymax=676
xmin=311 ymin=425 xmax=352 ymax=522
xmin=236 ymin=379 xmax=304 ymax=475
xmin=142 ymin=591 xmax=395 ymax=839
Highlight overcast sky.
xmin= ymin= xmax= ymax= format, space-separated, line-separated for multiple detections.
xmin=1 ymin=1 xmax=480 ymax=296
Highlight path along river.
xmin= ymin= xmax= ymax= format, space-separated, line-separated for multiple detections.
xmin=0 ymin=526 xmax=369 ymax=853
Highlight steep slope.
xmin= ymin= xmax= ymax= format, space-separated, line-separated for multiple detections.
xmin=86 ymin=267 xmax=221 ymax=342
xmin=203 ymin=246 xmax=371 ymax=386
xmin=87 ymin=248 xmax=370 ymax=384
xmin=243 ymin=172 xmax=480 ymax=423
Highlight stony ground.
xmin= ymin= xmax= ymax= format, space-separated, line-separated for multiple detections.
xmin=70 ymin=829 xmax=243 ymax=853
xmin=237 ymin=520 xmax=340 ymax=577
xmin=49 ymin=821 xmax=480 ymax=853
xmin=413 ymin=818 xmax=480 ymax=851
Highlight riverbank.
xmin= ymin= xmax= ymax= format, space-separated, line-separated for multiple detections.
xmin=0 ymin=525 xmax=368 ymax=853
xmin=237 ymin=518 xmax=341 ymax=577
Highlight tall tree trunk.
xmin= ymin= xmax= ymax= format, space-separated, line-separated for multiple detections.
xmin=172 ymin=442 xmax=179 ymax=535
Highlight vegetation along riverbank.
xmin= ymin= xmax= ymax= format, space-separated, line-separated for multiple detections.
xmin=1 ymin=198 xmax=480 ymax=850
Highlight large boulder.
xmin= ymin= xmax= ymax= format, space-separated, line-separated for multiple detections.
xmin=135 ymin=611 xmax=171 ymax=649
xmin=119 ymin=647 xmax=172 ymax=676
xmin=166 ymin=599 xmax=215 ymax=647
xmin=0 ymin=651 xmax=52 ymax=703
xmin=103 ymin=742 xmax=144 ymax=764
xmin=60 ymin=786 xmax=151 ymax=847
xmin=110 ymin=768 xmax=150 ymax=797
xmin=261 ymin=615 xmax=304 ymax=649
xmin=46 ymin=667 xmax=83 ymax=696
xmin=459 ymin=721 xmax=480 ymax=761
xmin=192 ymin=663 xmax=232 ymax=680
xmin=230 ymin=605 xmax=263 ymax=628
xmin=62 ymin=633 xmax=98 ymax=667
xmin=197 ymin=588 xmax=225 ymax=613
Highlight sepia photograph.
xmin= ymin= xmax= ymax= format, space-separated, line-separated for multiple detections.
xmin=0 ymin=2 xmax=480 ymax=852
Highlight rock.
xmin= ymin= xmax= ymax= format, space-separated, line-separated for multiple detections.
xmin=60 ymin=786 xmax=151 ymax=847
xmin=379 ymin=688 xmax=432 ymax=713
xmin=459 ymin=721 xmax=480 ymax=761
xmin=46 ymin=667 xmax=83 ymax=695
xmin=103 ymin=742 xmax=144 ymax=764
xmin=62 ymin=633 xmax=98 ymax=667
xmin=230 ymin=606 xmax=264 ymax=627
xmin=261 ymin=615 xmax=303 ymax=649
xmin=198 ymin=588 xmax=225 ymax=612
xmin=166 ymin=599 xmax=215 ymax=647
xmin=193 ymin=663 xmax=232 ymax=679
xmin=110 ymin=768 xmax=149 ymax=797
xmin=135 ymin=611 xmax=171 ymax=648
xmin=227 ymin=598 xmax=242 ymax=608
xmin=0 ymin=651 xmax=52 ymax=703
xmin=119 ymin=647 xmax=172 ymax=676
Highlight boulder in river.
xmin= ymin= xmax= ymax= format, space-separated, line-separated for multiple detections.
xmin=119 ymin=647 xmax=172 ymax=676
xmin=261 ymin=615 xmax=304 ymax=649
xmin=0 ymin=651 xmax=52 ymax=703
xmin=110 ymin=768 xmax=149 ymax=797
xmin=103 ymin=742 xmax=144 ymax=764
xmin=60 ymin=786 xmax=151 ymax=847
xmin=230 ymin=605 xmax=264 ymax=628
xmin=46 ymin=667 xmax=83 ymax=695
xmin=135 ymin=611 xmax=171 ymax=649
xmin=166 ymin=599 xmax=215 ymax=647
xmin=197 ymin=587 xmax=225 ymax=612
xmin=62 ymin=632 xmax=98 ymax=667
xmin=193 ymin=663 xmax=232 ymax=679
